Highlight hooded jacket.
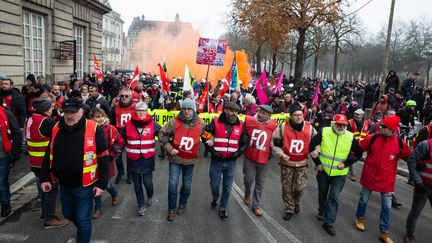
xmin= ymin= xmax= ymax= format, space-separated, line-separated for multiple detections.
xmin=370 ymin=95 xmax=389 ymax=119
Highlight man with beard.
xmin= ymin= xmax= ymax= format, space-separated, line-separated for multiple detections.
xmin=271 ymin=105 xmax=318 ymax=221
xmin=242 ymin=105 xmax=277 ymax=216
xmin=86 ymin=85 xmax=110 ymax=116
xmin=159 ymin=98 xmax=206 ymax=221
xmin=41 ymin=98 xmax=109 ymax=242
xmin=309 ymin=114 xmax=363 ymax=236
xmin=203 ymin=102 xmax=248 ymax=220
xmin=0 ymin=77 xmax=26 ymax=129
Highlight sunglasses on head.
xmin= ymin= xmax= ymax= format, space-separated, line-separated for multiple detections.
xmin=120 ymin=95 xmax=129 ymax=98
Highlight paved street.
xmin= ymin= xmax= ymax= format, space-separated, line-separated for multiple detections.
xmin=0 ymin=147 xmax=431 ymax=243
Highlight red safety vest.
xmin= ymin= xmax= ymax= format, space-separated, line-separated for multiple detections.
xmin=125 ymin=119 xmax=156 ymax=160
xmin=114 ymin=101 xmax=136 ymax=129
xmin=348 ymin=119 xmax=369 ymax=141
xmin=418 ymin=139 xmax=432 ymax=186
xmin=25 ymin=114 xmax=50 ymax=168
xmin=132 ymin=91 xmax=145 ymax=102
xmin=50 ymin=120 xmax=99 ymax=187
xmin=244 ymin=116 xmax=277 ymax=164
xmin=0 ymin=107 xmax=12 ymax=153
xmin=55 ymin=95 xmax=65 ymax=109
xmin=1 ymin=95 xmax=12 ymax=110
xmin=283 ymin=121 xmax=311 ymax=162
xmin=213 ymin=117 xmax=243 ymax=158
xmin=209 ymin=103 xmax=223 ymax=113
xmin=173 ymin=117 xmax=201 ymax=159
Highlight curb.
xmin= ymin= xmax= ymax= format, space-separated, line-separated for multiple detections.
xmin=10 ymin=172 xmax=35 ymax=194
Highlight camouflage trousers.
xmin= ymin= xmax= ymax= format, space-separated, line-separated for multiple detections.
xmin=281 ymin=165 xmax=308 ymax=213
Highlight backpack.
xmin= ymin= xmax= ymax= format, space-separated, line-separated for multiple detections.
xmin=368 ymin=133 xmax=403 ymax=154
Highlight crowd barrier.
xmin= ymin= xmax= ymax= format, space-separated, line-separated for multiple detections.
xmin=147 ymin=109 xmax=291 ymax=127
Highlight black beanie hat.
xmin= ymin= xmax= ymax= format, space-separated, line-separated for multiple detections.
xmin=289 ymin=104 xmax=303 ymax=114
xmin=26 ymin=74 xmax=36 ymax=83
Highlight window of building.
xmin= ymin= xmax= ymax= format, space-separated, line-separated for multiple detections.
xmin=23 ymin=11 xmax=45 ymax=77
xmin=74 ymin=26 xmax=84 ymax=79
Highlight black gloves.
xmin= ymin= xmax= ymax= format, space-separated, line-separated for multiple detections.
xmin=231 ymin=150 xmax=243 ymax=160
xmin=414 ymin=183 xmax=428 ymax=194
xmin=416 ymin=162 xmax=426 ymax=171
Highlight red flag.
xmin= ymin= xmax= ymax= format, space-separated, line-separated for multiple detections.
xmin=197 ymin=82 xmax=209 ymax=113
xmin=129 ymin=65 xmax=140 ymax=90
xmin=218 ymin=80 xmax=229 ymax=97
xmin=158 ymin=63 xmax=170 ymax=92
xmin=93 ymin=54 xmax=103 ymax=79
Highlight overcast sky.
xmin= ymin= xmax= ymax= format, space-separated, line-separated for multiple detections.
xmin=109 ymin=0 xmax=432 ymax=39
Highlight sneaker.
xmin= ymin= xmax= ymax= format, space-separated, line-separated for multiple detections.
xmin=322 ymin=224 xmax=336 ymax=236
xmin=317 ymin=213 xmax=323 ymax=221
xmin=294 ymin=204 xmax=300 ymax=214
xmin=243 ymin=195 xmax=251 ymax=206
xmin=112 ymin=196 xmax=119 ymax=206
xmin=92 ymin=210 xmax=102 ymax=219
xmin=210 ymin=200 xmax=218 ymax=209
xmin=31 ymin=200 xmax=42 ymax=212
xmin=349 ymin=175 xmax=357 ymax=182
xmin=404 ymin=234 xmax=415 ymax=243
xmin=167 ymin=211 xmax=176 ymax=221
xmin=146 ymin=197 xmax=153 ymax=207
xmin=355 ymin=217 xmax=365 ymax=232
xmin=176 ymin=205 xmax=186 ymax=215
xmin=378 ymin=231 xmax=394 ymax=243
xmin=283 ymin=212 xmax=293 ymax=221
xmin=252 ymin=207 xmax=263 ymax=217
xmin=137 ymin=207 xmax=146 ymax=216
xmin=1 ymin=204 xmax=12 ymax=218
xmin=114 ymin=175 xmax=123 ymax=184
xmin=218 ymin=210 xmax=228 ymax=220
xmin=391 ymin=196 xmax=402 ymax=208
xmin=43 ymin=216 xmax=69 ymax=229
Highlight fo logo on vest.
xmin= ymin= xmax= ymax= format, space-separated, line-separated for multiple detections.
xmin=179 ymin=137 xmax=194 ymax=150
xmin=120 ymin=113 xmax=131 ymax=126
xmin=250 ymin=129 xmax=267 ymax=151
xmin=289 ymin=139 xmax=304 ymax=153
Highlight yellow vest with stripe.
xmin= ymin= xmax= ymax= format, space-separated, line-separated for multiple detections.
xmin=319 ymin=127 xmax=354 ymax=176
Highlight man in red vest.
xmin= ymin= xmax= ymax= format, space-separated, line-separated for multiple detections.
xmin=51 ymin=83 xmax=65 ymax=111
xmin=271 ymin=104 xmax=318 ymax=221
xmin=242 ymin=105 xmax=277 ymax=216
xmin=159 ymin=98 xmax=206 ymax=221
xmin=25 ymin=98 xmax=69 ymax=228
xmin=203 ymin=102 xmax=248 ymax=220
xmin=41 ymin=98 xmax=109 ymax=243
xmin=0 ymin=77 xmax=26 ymax=131
xmin=347 ymin=108 xmax=369 ymax=181
xmin=405 ymin=137 xmax=432 ymax=243
xmin=110 ymin=88 xmax=136 ymax=184
xmin=0 ymin=104 xmax=21 ymax=218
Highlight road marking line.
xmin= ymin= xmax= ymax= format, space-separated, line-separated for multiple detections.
xmin=10 ymin=172 xmax=35 ymax=194
xmin=230 ymin=187 xmax=278 ymax=243
xmin=0 ymin=233 xmax=29 ymax=242
xmin=67 ymin=238 xmax=107 ymax=243
xmin=232 ymin=183 xmax=302 ymax=243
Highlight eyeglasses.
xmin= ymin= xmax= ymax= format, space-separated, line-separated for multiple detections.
xmin=120 ymin=95 xmax=129 ymax=98
xmin=380 ymin=124 xmax=388 ymax=129
xmin=136 ymin=110 xmax=147 ymax=112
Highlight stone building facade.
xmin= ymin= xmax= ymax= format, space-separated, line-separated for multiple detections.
xmin=100 ymin=0 xmax=123 ymax=71
xmin=0 ymin=0 xmax=110 ymax=85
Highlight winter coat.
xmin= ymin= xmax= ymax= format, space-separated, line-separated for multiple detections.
xmin=86 ymin=93 xmax=111 ymax=116
xmin=358 ymin=134 xmax=412 ymax=192
xmin=370 ymin=95 xmax=389 ymax=118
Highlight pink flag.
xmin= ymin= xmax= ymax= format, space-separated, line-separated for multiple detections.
xmin=312 ymin=79 xmax=321 ymax=105
xmin=272 ymin=69 xmax=284 ymax=95
xmin=256 ymin=72 xmax=270 ymax=105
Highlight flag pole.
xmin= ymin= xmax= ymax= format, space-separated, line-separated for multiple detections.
xmin=205 ymin=64 xmax=210 ymax=112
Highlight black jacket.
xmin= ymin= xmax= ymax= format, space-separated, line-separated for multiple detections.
xmin=1 ymin=107 xmax=22 ymax=163
xmin=0 ymin=88 xmax=27 ymax=127
xmin=41 ymin=116 xmax=109 ymax=190
xmin=203 ymin=112 xmax=248 ymax=162
xmin=86 ymin=93 xmax=111 ymax=116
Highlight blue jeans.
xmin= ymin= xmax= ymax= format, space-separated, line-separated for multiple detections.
xmin=168 ymin=162 xmax=195 ymax=211
xmin=209 ymin=159 xmax=237 ymax=211
xmin=131 ymin=172 xmax=153 ymax=208
xmin=94 ymin=181 xmax=118 ymax=210
xmin=60 ymin=185 xmax=94 ymax=243
xmin=0 ymin=156 xmax=10 ymax=205
xmin=316 ymin=170 xmax=346 ymax=225
xmin=356 ymin=187 xmax=392 ymax=231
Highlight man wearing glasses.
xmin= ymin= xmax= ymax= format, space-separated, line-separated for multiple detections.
xmin=353 ymin=115 xmax=412 ymax=243
xmin=110 ymin=88 xmax=136 ymax=184
xmin=271 ymin=104 xmax=318 ymax=221
xmin=309 ymin=114 xmax=363 ymax=236
xmin=203 ymin=102 xmax=248 ymax=220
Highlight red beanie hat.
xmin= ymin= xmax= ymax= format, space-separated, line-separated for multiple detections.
xmin=382 ymin=116 xmax=400 ymax=132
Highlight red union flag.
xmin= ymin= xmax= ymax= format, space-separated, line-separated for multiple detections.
xmin=93 ymin=54 xmax=103 ymax=78
xmin=196 ymin=38 xmax=228 ymax=66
